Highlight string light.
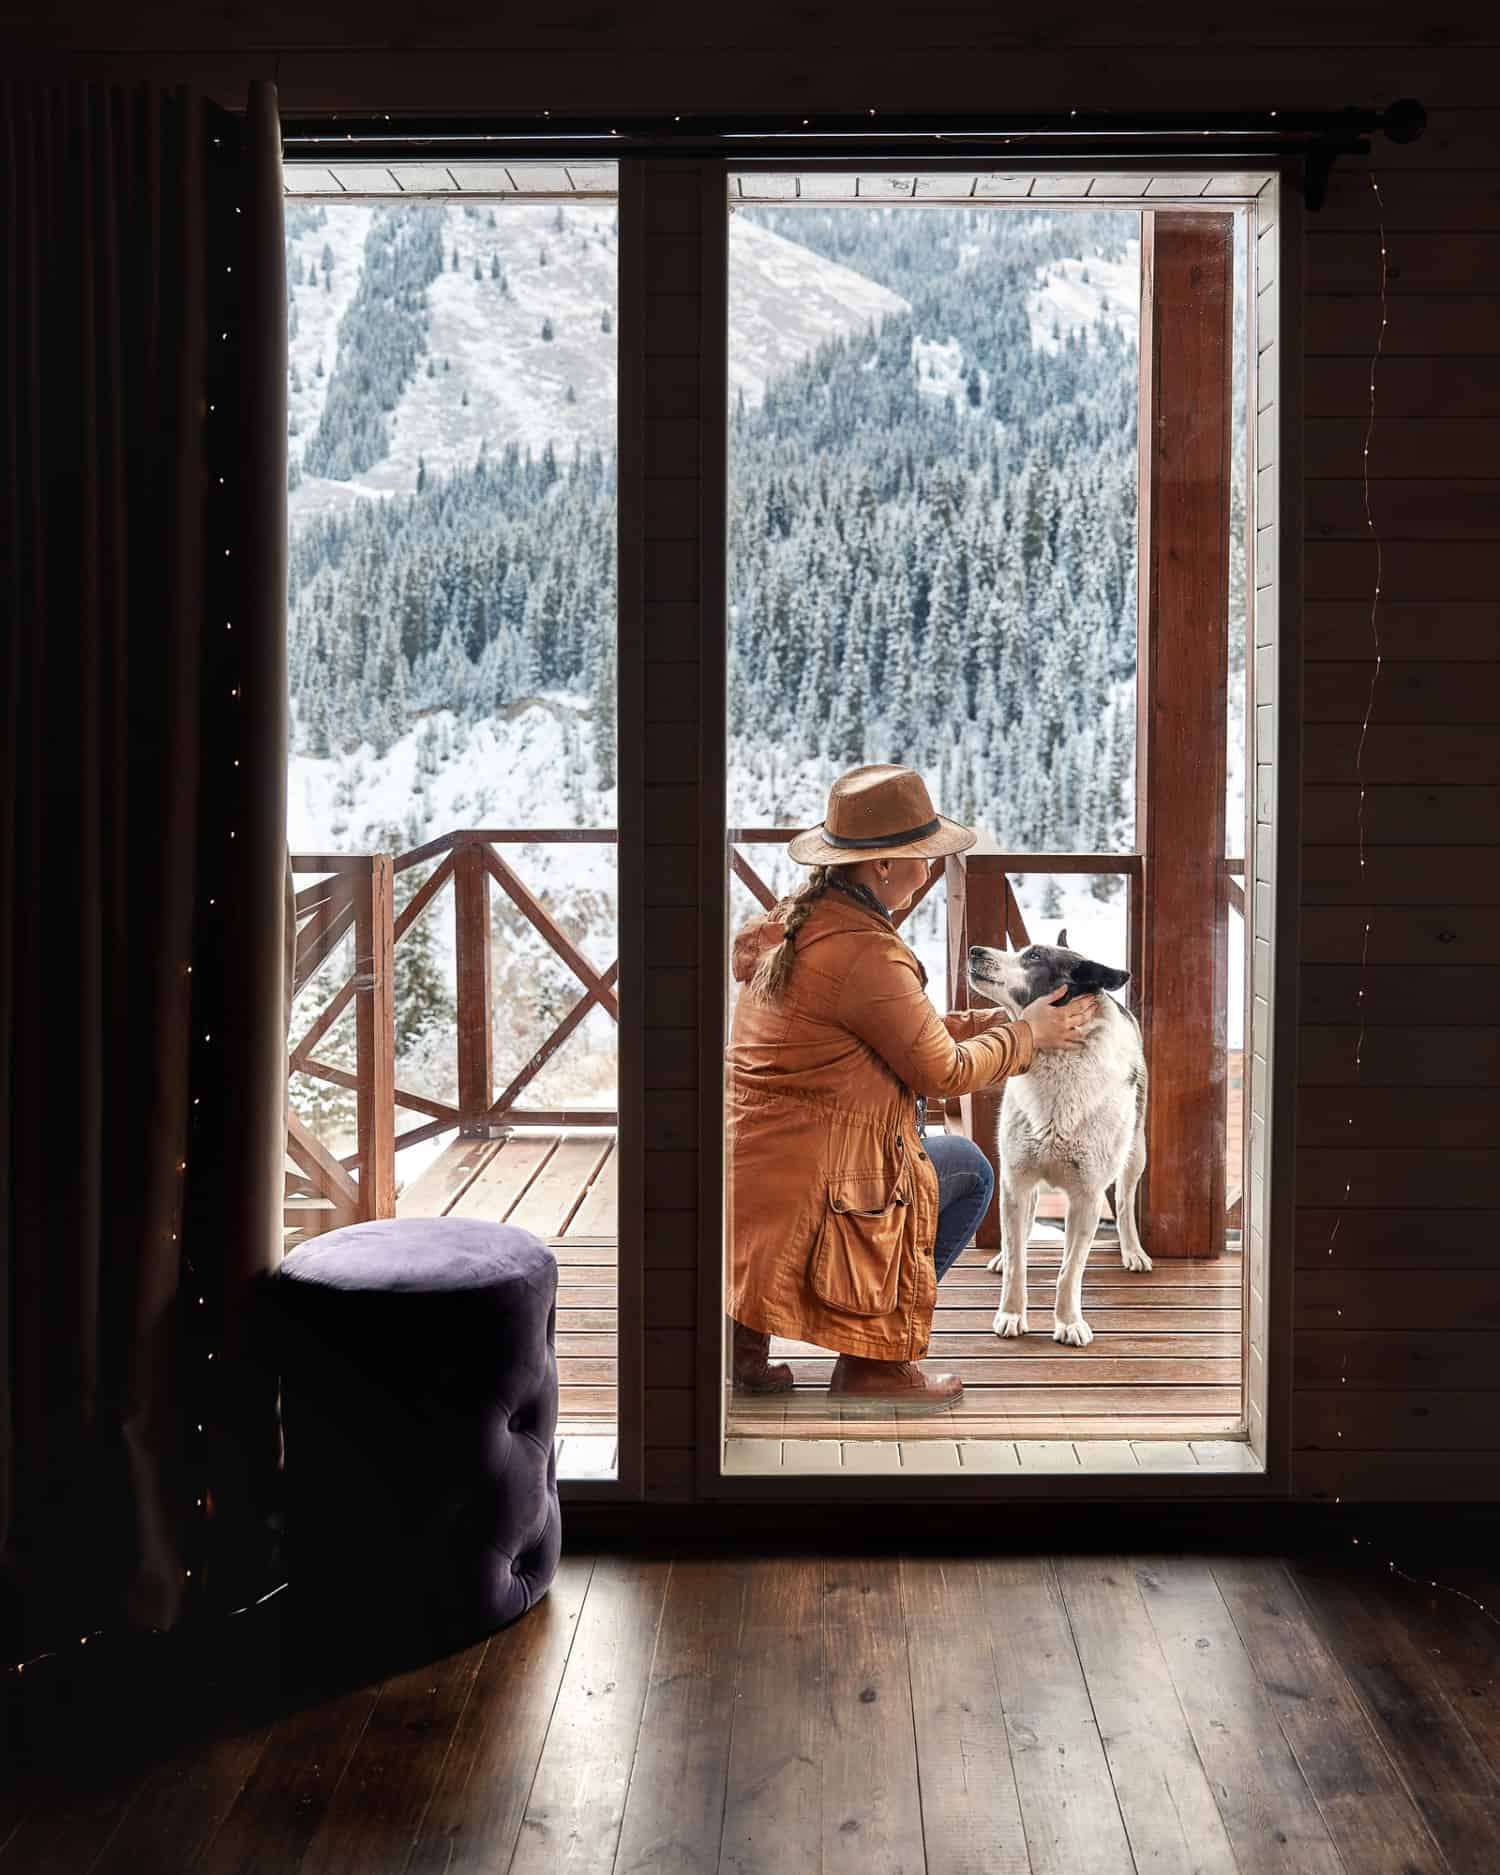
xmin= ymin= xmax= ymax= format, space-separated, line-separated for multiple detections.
xmin=1312 ymin=170 xmax=1497 ymax=1635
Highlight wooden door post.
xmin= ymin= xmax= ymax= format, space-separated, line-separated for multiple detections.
xmin=354 ymin=853 xmax=396 ymax=1219
xmin=945 ymin=846 xmax=1008 ymax=1251
xmin=1136 ymin=210 xmax=1234 ymax=1257
xmin=454 ymin=839 xmax=494 ymax=1136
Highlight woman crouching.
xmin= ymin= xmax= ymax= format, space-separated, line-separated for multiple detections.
xmin=727 ymin=764 xmax=1094 ymax=1411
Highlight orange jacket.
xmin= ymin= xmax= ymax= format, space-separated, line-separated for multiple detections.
xmin=725 ymin=887 xmax=1035 ymax=1361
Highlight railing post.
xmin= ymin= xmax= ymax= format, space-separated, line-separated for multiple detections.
xmin=454 ymin=839 xmax=494 ymax=1136
xmin=948 ymin=851 xmax=1005 ymax=1245
xmin=353 ymin=853 xmax=396 ymax=1219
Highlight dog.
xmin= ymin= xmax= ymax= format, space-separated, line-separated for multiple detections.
xmin=966 ymin=930 xmax=1150 ymax=1347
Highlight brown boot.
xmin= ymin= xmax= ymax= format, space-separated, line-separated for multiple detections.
xmin=732 ymin=1320 xmax=795 ymax=1395
xmin=828 ymin=1354 xmax=963 ymax=1413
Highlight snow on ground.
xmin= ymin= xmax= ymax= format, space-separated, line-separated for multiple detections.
xmin=1027 ymin=243 xmax=1139 ymax=353
xmin=727 ymin=214 xmax=909 ymax=410
xmin=286 ymin=204 xmax=373 ymax=465
xmin=912 ymin=334 xmax=966 ymax=406
xmin=289 ymin=698 xmax=615 ymax=930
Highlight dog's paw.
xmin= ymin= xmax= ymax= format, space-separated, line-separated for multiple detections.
xmin=1120 ymin=1244 xmax=1153 ymax=1273
xmin=984 ymin=1251 xmax=1007 ymax=1275
xmin=1053 ymin=1317 xmax=1094 ymax=1348
xmin=993 ymin=1309 xmax=1028 ymax=1338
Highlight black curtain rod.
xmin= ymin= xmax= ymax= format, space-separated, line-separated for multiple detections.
xmin=281 ymin=102 xmax=1426 ymax=150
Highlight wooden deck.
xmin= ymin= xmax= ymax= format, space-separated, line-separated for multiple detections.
xmin=729 ymin=1236 xmax=1245 ymax=1452
xmin=397 ymin=1126 xmax=621 ymax=1480
xmin=397 ymin=1124 xmax=1245 ymax=1478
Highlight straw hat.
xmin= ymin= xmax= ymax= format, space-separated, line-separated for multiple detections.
xmin=787 ymin=764 xmax=977 ymax=867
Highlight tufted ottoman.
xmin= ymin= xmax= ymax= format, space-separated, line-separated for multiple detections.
xmin=271 ymin=1216 xmax=560 ymax=1642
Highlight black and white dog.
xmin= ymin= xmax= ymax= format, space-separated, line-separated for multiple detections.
xmin=967 ymin=932 xmax=1150 ymax=1347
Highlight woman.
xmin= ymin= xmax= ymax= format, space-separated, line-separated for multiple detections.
xmin=727 ymin=764 xmax=1095 ymax=1410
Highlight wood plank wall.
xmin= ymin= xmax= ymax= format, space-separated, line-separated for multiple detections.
xmin=1293 ymin=104 xmax=1500 ymax=1503
xmin=16 ymin=3 xmax=1499 ymax=1503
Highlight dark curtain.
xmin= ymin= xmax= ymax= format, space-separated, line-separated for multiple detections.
xmin=0 ymin=80 xmax=287 ymax=1650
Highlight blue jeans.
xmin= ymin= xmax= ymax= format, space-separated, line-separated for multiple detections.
xmin=927 ymin=1133 xmax=996 ymax=1281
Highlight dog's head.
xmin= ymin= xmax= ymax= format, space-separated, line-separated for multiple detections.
xmin=967 ymin=927 xmax=1130 ymax=1017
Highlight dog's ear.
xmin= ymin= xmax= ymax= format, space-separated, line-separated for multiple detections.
xmin=1072 ymin=958 xmax=1130 ymax=993
xmin=1056 ymin=927 xmax=1068 ymax=948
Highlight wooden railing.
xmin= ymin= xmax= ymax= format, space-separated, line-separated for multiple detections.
xmin=287 ymin=828 xmax=619 ymax=1235
xmin=288 ymin=829 xmax=1244 ymax=1249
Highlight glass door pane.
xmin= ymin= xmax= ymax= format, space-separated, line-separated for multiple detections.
xmin=282 ymin=175 xmax=620 ymax=1481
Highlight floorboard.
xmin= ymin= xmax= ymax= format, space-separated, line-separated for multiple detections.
xmin=1209 ymin=1557 xmax=1448 ymax=1875
xmin=1287 ymin=1556 xmax=1500 ymax=1875
xmin=1134 ymin=1556 xmax=1347 ymax=1875
xmin=296 ymin=1642 xmax=482 ymax=1875
xmin=820 ymin=1557 xmax=927 ymax=1872
xmin=405 ymin=1554 xmax=593 ymax=1875
xmin=1054 ymin=1555 xmax=1239 ymax=1875
xmin=977 ymin=1555 xmax=1135 ymax=1875
xmin=611 ymin=1560 xmax=747 ymax=1875
xmin=899 ymin=1557 xmax=1031 ymax=1875
xmin=506 ymin=1556 xmax=669 ymax=1875
xmin=195 ymin=1672 xmax=385 ymax=1875
xmin=718 ymin=1557 xmax=825 ymax=1875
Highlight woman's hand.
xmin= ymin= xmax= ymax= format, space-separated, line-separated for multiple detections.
xmin=1022 ymin=987 xmax=1099 ymax=1051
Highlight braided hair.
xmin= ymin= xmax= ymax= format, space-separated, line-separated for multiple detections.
xmin=746 ymin=865 xmax=832 ymax=1005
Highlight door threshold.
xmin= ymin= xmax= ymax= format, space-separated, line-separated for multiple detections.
xmin=723 ymin=1433 xmax=1257 ymax=1476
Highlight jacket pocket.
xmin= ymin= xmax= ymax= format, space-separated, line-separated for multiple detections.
xmin=807 ymin=1173 xmax=912 ymax=1318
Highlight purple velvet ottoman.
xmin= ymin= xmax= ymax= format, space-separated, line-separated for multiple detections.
xmin=273 ymin=1216 xmax=560 ymax=1639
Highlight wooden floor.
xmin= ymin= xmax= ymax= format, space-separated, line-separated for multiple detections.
xmin=7 ymin=1545 xmax=1497 ymax=1875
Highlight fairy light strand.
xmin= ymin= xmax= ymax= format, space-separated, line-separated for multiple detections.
xmin=1328 ymin=172 xmax=1388 ymax=1459
xmin=1323 ymin=171 xmax=1499 ymax=1635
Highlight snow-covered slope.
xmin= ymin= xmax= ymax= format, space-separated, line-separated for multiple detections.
xmin=1027 ymin=243 xmax=1139 ymax=353
xmin=727 ymin=213 xmax=908 ymax=409
xmin=286 ymin=204 xmax=373 ymax=458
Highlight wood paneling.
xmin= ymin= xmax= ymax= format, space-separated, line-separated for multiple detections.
xmin=1295 ymin=1207 xmax=1500 ymax=1268
xmin=1302 ymin=357 xmax=1500 ymax=417
xmin=1303 ymin=421 xmax=1500 ymax=480
xmin=23 ymin=41 xmax=1500 ymax=113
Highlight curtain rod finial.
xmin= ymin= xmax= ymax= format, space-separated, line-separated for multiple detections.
xmin=1383 ymin=98 xmax=1426 ymax=144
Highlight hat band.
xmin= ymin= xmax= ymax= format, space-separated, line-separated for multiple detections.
xmin=821 ymin=816 xmax=941 ymax=851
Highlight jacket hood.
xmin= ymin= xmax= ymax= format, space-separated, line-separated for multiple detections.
xmin=730 ymin=889 xmax=925 ymax=987
xmin=731 ymin=912 xmax=786 ymax=984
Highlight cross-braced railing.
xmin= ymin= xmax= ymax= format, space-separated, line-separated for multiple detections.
xmin=286 ymin=828 xmax=619 ymax=1236
xmin=288 ymin=831 xmax=1244 ymax=1251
